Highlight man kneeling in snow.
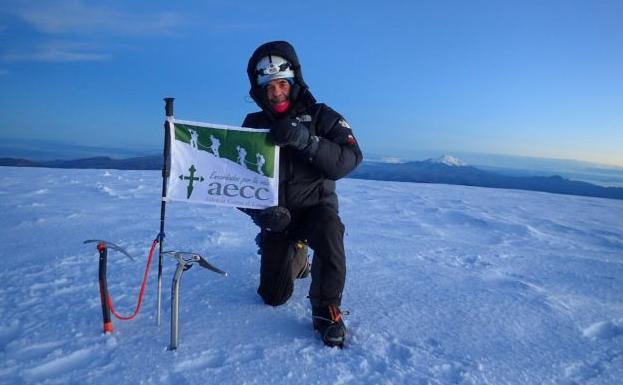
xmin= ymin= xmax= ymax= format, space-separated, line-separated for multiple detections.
xmin=240 ymin=41 xmax=362 ymax=347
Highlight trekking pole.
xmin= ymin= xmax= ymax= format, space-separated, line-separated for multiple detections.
xmin=157 ymin=97 xmax=174 ymax=326
xmin=165 ymin=251 xmax=227 ymax=350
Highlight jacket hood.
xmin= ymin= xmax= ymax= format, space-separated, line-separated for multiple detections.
xmin=247 ymin=41 xmax=316 ymax=116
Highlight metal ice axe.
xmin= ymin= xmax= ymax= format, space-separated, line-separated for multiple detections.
xmin=164 ymin=251 xmax=227 ymax=350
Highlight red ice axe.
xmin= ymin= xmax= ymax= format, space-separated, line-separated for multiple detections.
xmin=84 ymin=239 xmax=138 ymax=333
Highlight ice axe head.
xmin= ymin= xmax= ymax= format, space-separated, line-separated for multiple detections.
xmin=163 ymin=251 xmax=227 ymax=276
xmin=83 ymin=240 xmax=136 ymax=261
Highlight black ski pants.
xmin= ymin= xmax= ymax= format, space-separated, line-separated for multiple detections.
xmin=257 ymin=205 xmax=346 ymax=308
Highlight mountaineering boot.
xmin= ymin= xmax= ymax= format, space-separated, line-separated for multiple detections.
xmin=312 ymin=304 xmax=346 ymax=347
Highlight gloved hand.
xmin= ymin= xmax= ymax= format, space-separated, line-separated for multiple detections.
xmin=269 ymin=118 xmax=310 ymax=150
xmin=252 ymin=206 xmax=291 ymax=232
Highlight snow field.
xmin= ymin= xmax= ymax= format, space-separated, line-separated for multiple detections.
xmin=0 ymin=167 xmax=622 ymax=385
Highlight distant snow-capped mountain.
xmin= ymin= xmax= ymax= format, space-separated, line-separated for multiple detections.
xmin=425 ymin=155 xmax=466 ymax=167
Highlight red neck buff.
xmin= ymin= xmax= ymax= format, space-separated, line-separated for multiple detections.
xmin=272 ymin=101 xmax=290 ymax=114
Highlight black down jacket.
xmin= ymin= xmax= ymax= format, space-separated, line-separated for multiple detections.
xmin=243 ymin=41 xmax=363 ymax=214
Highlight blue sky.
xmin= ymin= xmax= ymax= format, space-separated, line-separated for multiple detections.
xmin=1 ymin=0 xmax=622 ymax=166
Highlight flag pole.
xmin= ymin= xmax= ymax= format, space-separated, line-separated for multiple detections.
xmin=157 ymin=97 xmax=174 ymax=326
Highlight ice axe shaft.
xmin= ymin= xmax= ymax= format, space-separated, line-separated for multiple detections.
xmin=97 ymin=243 xmax=113 ymax=333
xmin=169 ymin=260 xmax=185 ymax=350
xmin=165 ymin=251 xmax=226 ymax=350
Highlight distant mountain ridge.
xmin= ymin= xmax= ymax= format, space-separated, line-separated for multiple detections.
xmin=0 ymin=137 xmax=158 ymax=161
xmin=0 ymin=156 xmax=162 ymax=170
xmin=2 ymin=155 xmax=623 ymax=200
xmin=350 ymin=158 xmax=623 ymax=200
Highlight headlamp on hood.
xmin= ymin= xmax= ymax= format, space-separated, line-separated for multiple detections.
xmin=255 ymin=55 xmax=294 ymax=86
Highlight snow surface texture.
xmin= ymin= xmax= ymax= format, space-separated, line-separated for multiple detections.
xmin=0 ymin=167 xmax=622 ymax=385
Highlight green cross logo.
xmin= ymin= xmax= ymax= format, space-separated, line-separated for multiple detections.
xmin=178 ymin=164 xmax=204 ymax=199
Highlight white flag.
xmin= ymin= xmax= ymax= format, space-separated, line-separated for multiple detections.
xmin=167 ymin=119 xmax=279 ymax=209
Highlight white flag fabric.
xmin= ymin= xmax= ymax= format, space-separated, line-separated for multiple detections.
xmin=167 ymin=119 xmax=279 ymax=209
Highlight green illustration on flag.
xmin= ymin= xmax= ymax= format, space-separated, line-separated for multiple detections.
xmin=167 ymin=119 xmax=279 ymax=209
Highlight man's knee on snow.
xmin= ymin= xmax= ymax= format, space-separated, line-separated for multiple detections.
xmin=257 ymin=286 xmax=293 ymax=307
xmin=258 ymin=291 xmax=292 ymax=306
